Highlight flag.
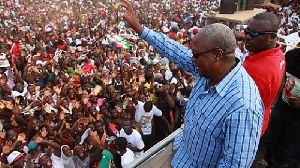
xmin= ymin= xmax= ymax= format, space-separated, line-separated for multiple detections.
xmin=107 ymin=35 xmax=131 ymax=50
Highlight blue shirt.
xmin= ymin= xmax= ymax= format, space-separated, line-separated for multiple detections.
xmin=139 ymin=27 xmax=264 ymax=167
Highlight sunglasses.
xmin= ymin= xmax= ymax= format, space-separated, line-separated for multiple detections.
xmin=192 ymin=48 xmax=220 ymax=59
xmin=244 ymin=28 xmax=276 ymax=38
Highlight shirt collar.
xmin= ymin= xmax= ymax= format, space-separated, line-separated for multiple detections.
xmin=214 ymin=58 xmax=241 ymax=97
xmin=248 ymin=43 xmax=281 ymax=59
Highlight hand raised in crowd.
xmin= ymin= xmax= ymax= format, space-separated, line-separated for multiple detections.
xmin=40 ymin=127 xmax=48 ymax=138
xmin=115 ymin=105 xmax=122 ymax=113
xmin=17 ymin=133 xmax=26 ymax=142
xmin=60 ymin=112 xmax=65 ymax=121
xmin=53 ymin=86 xmax=61 ymax=94
xmin=44 ymin=103 xmax=51 ymax=114
xmin=60 ymin=105 xmax=70 ymax=114
xmin=121 ymin=0 xmax=143 ymax=33
xmin=2 ymin=101 xmax=13 ymax=110
xmin=2 ymin=141 xmax=12 ymax=155
xmin=76 ymin=117 xmax=89 ymax=125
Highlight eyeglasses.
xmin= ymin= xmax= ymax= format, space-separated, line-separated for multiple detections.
xmin=244 ymin=28 xmax=277 ymax=38
xmin=192 ymin=48 xmax=220 ymax=59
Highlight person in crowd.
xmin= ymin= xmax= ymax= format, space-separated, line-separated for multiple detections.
xmin=119 ymin=117 xmax=144 ymax=158
xmin=115 ymin=137 xmax=135 ymax=168
xmin=261 ymin=48 xmax=300 ymax=167
xmin=237 ymin=12 xmax=286 ymax=137
xmin=135 ymin=100 xmax=172 ymax=151
xmin=0 ymin=0 xmax=298 ymax=167
xmin=121 ymin=1 xmax=264 ymax=167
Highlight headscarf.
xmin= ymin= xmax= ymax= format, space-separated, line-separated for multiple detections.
xmin=61 ymin=145 xmax=75 ymax=168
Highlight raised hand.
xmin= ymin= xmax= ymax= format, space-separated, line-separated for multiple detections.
xmin=115 ymin=105 xmax=122 ymax=113
xmin=3 ymin=101 xmax=13 ymax=110
xmin=40 ymin=127 xmax=48 ymax=138
xmin=44 ymin=104 xmax=51 ymax=114
xmin=60 ymin=105 xmax=69 ymax=114
xmin=101 ymin=77 xmax=109 ymax=85
xmin=60 ymin=112 xmax=65 ymax=120
xmin=17 ymin=133 xmax=26 ymax=142
xmin=121 ymin=0 xmax=143 ymax=34
xmin=0 ymin=78 xmax=6 ymax=85
xmin=2 ymin=141 xmax=12 ymax=155
xmin=14 ymin=97 xmax=20 ymax=105
xmin=53 ymin=86 xmax=61 ymax=94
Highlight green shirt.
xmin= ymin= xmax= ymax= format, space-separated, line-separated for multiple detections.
xmin=99 ymin=150 xmax=114 ymax=168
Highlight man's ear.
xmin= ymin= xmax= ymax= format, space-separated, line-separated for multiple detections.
xmin=270 ymin=34 xmax=277 ymax=41
xmin=213 ymin=49 xmax=223 ymax=62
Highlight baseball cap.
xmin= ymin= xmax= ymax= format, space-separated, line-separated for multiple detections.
xmin=7 ymin=151 xmax=24 ymax=164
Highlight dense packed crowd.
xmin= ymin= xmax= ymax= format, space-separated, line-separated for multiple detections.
xmin=0 ymin=0 xmax=299 ymax=167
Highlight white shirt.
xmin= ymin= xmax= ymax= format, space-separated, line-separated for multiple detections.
xmin=11 ymin=81 xmax=28 ymax=98
xmin=51 ymin=153 xmax=64 ymax=168
xmin=121 ymin=148 xmax=135 ymax=168
xmin=119 ymin=129 xmax=144 ymax=158
xmin=135 ymin=101 xmax=162 ymax=135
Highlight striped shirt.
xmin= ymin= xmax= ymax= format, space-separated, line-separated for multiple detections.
xmin=140 ymin=27 xmax=264 ymax=167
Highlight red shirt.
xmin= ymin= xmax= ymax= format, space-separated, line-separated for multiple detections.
xmin=243 ymin=44 xmax=285 ymax=136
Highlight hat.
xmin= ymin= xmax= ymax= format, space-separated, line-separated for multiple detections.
xmin=193 ymin=27 xmax=199 ymax=33
xmin=35 ymin=60 xmax=43 ymax=66
xmin=0 ymin=54 xmax=10 ymax=67
xmin=7 ymin=151 xmax=24 ymax=164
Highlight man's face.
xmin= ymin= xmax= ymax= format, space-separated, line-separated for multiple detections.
xmin=62 ymin=146 xmax=72 ymax=157
xmin=191 ymin=34 xmax=217 ymax=78
xmin=245 ymin=19 xmax=274 ymax=53
xmin=94 ymin=122 xmax=104 ymax=135
xmin=39 ymin=155 xmax=52 ymax=168
xmin=122 ymin=120 xmax=132 ymax=135
xmin=15 ymin=83 xmax=24 ymax=92
xmin=89 ymin=106 xmax=97 ymax=116
xmin=12 ymin=156 xmax=25 ymax=168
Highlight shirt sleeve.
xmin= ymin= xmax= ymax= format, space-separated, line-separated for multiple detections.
xmin=139 ymin=27 xmax=198 ymax=76
xmin=135 ymin=131 xmax=145 ymax=150
xmin=152 ymin=105 xmax=162 ymax=116
xmin=218 ymin=109 xmax=263 ymax=167
xmin=6 ymin=67 xmax=14 ymax=89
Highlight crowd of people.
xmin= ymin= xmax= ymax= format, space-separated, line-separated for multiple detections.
xmin=0 ymin=0 xmax=299 ymax=167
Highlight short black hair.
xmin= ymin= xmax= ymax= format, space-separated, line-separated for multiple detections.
xmin=115 ymin=137 xmax=127 ymax=150
xmin=253 ymin=12 xmax=280 ymax=31
xmin=122 ymin=117 xmax=131 ymax=124
xmin=144 ymin=101 xmax=153 ymax=112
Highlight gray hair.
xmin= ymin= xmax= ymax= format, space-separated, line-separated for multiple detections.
xmin=198 ymin=23 xmax=237 ymax=54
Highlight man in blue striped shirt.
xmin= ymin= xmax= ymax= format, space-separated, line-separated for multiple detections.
xmin=121 ymin=0 xmax=264 ymax=167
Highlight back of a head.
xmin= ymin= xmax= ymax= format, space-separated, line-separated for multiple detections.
xmin=198 ymin=23 xmax=236 ymax=55
xmin=171 ymin=69 xmax=180 ymax=77
xmin=252 ymin=12 xmax=280 ymax=32
xmin=116 ymin=137 xmax=128 ymax=150
xmin=90 ymin=146 xmax=102 ymax=155
xmin=122 ymin=117 xmax=131 ymax=124
xmin=285 ymin=48 xmax=300 ymax=79
xmin=143 ymin=101 xmax=153 ymax=112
